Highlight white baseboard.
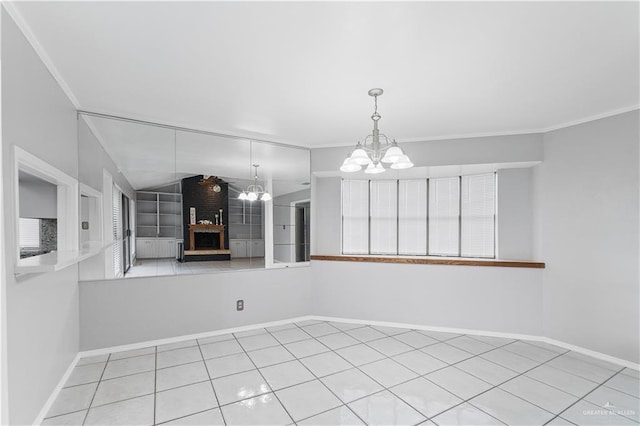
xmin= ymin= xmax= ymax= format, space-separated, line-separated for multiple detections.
xmin=313 ymin=315 xmax=640 ymax=371
xmin=78 ymin=316 xmax=314 ymax=358
xmin=33 ymin=353 xmax=81 ymax=426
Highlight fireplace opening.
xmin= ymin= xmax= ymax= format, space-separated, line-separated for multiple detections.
xmin=194 ymin=232 xmax=221 ymax=250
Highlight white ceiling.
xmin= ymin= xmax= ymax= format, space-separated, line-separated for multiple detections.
xmin=10 ymin=1 xmax=639 ymax=148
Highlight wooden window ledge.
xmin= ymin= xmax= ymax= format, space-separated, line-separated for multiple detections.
xmin=310 ymin=255 xmax=545 ymax=269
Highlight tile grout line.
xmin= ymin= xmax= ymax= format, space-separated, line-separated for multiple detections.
xmin=298 ymin=323 xmax=587 ymax=425
xmin=80 ymin=353 xmax=111 ymax=425
xmin=195 ymin=338 xmax=228 ymax=426
xmin=57 ymin=320 xmax=636 ymax=426
xmin=301 ymin=324 xmax=503 ymax=423
xmin=230 ymin=331 xmax=299 ymax=424
xmin=548 ymin=365 xmax=632 ymax=425
xmin=153 ymin=345 xmax=157 ymax=425
xmin=262 ymin=323 xmax=370 ymax=425
xmin=429 ymin=347 xmax=571 ymax=424
xmin=292 ymin=323 xmax=432 ymax=422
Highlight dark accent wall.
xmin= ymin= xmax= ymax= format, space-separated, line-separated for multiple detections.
xmin=181 ymin=176 xmax=229 ymax=249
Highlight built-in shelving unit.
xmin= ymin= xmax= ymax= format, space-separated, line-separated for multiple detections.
xmin=228 ymin=187 xmax=264 ymax=258
xmin=136 ymin=190 xmax=183 ymax=258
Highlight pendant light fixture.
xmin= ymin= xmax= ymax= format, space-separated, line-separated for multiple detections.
xmin=238 ymin=164 xmax=271 ymax=202
xmin=340 ymin=88 xmax=414 ymax=174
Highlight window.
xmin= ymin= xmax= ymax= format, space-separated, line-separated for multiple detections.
xmin=342 ymin=173 xmax=496 ymax=258
xmin=370 ymin=181 xmax=397 ymax=254
xmin=429 ymin=177 xmax=460 ymax=256
xmin=342 ymin=180 xmax=369 ymax=254
xmin=461 ymin=174 xmax=496 ymax=257
xmin=398 ymin=180 xmax=427 ymax=255
xmin=19 ymin=218 xmax=40 ymax=249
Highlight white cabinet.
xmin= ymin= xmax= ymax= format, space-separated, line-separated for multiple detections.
xmin=230 ymin=239 xmax=264 ymax=258
xmin=136 ymin=238 xmax=155 ymax=259
xmin=230 ymin=240 xmax=247 ymax=258
xmin=248 ymin=240 xmax=265 ymax=257
xmin=136 ymin=238 xmax=179 ymax=259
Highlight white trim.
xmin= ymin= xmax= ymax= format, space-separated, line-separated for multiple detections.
xmin=1 ymin=2 xmax=80 ymax=109
xmin=0 ymin=12 xmax=8 ymax=421
xmin=32 ymin=353 xmax=81 ymax=426
xmin=308 ymin=106 xmax=640 ymax=149
xmin=313 ymin=315 xmax=640 ymax=371
xmin=78 ymin=316 xmax=313 ymax=358
xmin=540 ymin=105 xmax=640 ymax=133
xmin=73 ymin=314 xmax=639 ymax=371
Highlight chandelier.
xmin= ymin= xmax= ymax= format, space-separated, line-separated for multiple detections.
xmin=238 ymin=164 xmax=272 ymax=201
xmin=340 ymin=88 xmax=414 ymax=174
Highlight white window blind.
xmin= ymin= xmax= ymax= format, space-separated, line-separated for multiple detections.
xmin=19 ymin=218 xmax=40 ymax=249
xmin=370 ymin=180 xmax=398 ymax=254
xmin=342 ymin=180 xmax=369 ymax=254
xmin=428 ymin=177 xmax=460 ymax=256
xmin=398 ymin=180 xmax=427 ymax=255
xmin=342 ymin=174 xmax=495 ymax=258
xmin=113 ymin=186 xmax=122 ymax=277
xmin=461 ymin=173 xmax=495 ymax=258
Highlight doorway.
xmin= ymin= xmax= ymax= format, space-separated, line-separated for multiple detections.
xmin=293 ymin=201 xmax=310 ymax=262
xmin=122 ymin=193 xmax=131 ymax=274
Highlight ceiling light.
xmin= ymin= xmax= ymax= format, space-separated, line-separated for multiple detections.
xmin=390 ymin=155 xmax=414 ymax=170
xmin=340 ymin=88 xmax=413 ymax=174
xmin=238 ymin=164 xmax=271 ymax=202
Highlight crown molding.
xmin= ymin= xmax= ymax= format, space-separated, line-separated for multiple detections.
xmin=2 ymin=1 xmax=80 ymax=109
xmin=540 ymin=104 xmax=640 ymax=133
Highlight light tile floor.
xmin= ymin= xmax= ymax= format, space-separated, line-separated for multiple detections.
xmin=44 ymin=320 xmax=640 ymax=425
xmin=125 ymin=258 xmax=265 ymax=278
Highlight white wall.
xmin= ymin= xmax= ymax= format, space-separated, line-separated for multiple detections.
xmin=19 ymin=177 xmax=57 ymax=219
xmin=311 ymin=261 xmax=543 ymax=335
xmin=79 ymin=267 xmax=312 ymax=350
xmin=2 ymin=10 xmax=79 ymax=425
xmin=497 ymin=168 xmax=533 ymax=260
xmin=533 ymin=110 xmax=639 ymax=364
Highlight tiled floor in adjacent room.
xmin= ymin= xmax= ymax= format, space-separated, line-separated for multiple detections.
xmin=125 ymin=258 xmax=265 ymax=278
xmin=43 ymin=320 xmax=639 ymax=425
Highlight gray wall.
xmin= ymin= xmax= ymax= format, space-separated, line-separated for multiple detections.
xmin=80 ymin=267 xmax=312 ymax=350
xmin=311 ymin=177 xmax=341 ymax=255
xmin=497 ymin=168 xmax=533 ymax=260
xmin=312 ymin=133 xmax=543 ymax=172
xmin=309 ymin=135 xmax=545 ymax=339
xmin=2 ymin=11 xmax=79 ymax=425
xmin=533 ymin=110 xmax=640 ymax=364
xmin=311 ymin=261 xmax=543 ymax=335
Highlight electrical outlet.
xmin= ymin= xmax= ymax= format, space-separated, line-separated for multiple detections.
xmin=236 ymin=299 xmax=244 ymax=311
